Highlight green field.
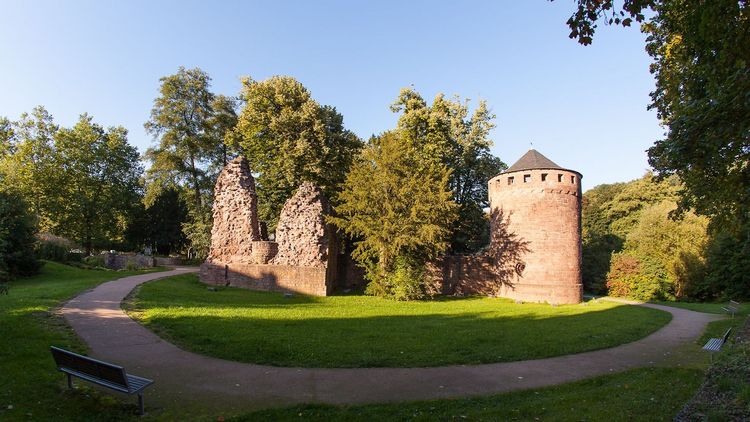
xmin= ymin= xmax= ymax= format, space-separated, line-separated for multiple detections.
xmin=128 ymin=274 xmax=672 ymax=368
xmin=0 ymin=262 xmax=165 ymax=421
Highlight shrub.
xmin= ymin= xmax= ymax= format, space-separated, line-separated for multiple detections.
xmin=364 ymin=257 xmax=428 ymax=300
xmin=81 ymin=255 xmax=105 ymax=268
xmin=606 ymin=252 xmax=672 ymax=301
xmin=0 ymin=189 xmax=41 ymax=281
xmin=35 ymin=233 xmax=83 ymax=263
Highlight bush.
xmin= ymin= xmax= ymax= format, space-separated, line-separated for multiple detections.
xmin=81 ymin=255 xmax=105 ymax=268
xmin=364 ymin=256 xmax=427 ymax=300
xmin=35 ymin=233 xmax=81 ymax=263
xmin=0 ymin=189 xmax=41 ymax=281
xmin=606 ymin=252 xmax=673 ymax=301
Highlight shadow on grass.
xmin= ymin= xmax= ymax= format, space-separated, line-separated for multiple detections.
xmin=137 ymin=301 xmax=671 ymax=367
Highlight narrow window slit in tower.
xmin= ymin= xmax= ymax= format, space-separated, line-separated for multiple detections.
xmin=541 ymin=173 xmax=547 ymax=182
xmin=508 ymin=176 xmax=514 ymax=185
xmin=558 ymin=174 xmax=563 ymax=182
xmin=523 ymin=174 xmax=531 ymax=183
xmin=571 ymin=175 xmax=575 ymax=183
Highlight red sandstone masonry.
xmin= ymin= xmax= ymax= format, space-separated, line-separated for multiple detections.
xmin=200 ymin=262 xmax=330 ymax=296
xmin=487 ymin=167 xmax=583 ymax=304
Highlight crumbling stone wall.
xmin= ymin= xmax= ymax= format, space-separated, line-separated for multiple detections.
xmin=200 ymin=166 xmax=339 ymax=295
xmin=206 ymin=156 xmax=260 ymax=264
xmin=272 ymin=182 xmax=333 ymax=268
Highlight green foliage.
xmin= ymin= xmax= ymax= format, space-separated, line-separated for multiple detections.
xmin=364 ymin=256 xmax=426 ymax=301
xmin=583 ymin=175 xmax=710 ymax=300
xmin=581 ymin=174 xmax=680 ymax=293
xmin=51 ymin=115 xmax=143 ymax=253
xmin=81 ymin=254 xmax=105 ymax=268
xmin=391 ymin=88 xmax=506 ymax=253
xmin=604 ymin=200 xmax=709 ymax=301
xmin=0 ymin=109 xmax=143 ymax=254
xmin=144 ymin=67 xmax=226 ymax=209
xmin=0 ymin=107 xmax=59 ymax=230
xmin=562 ymin=0 xmax=750 ymax=299
xmin=330 ymin=131 xmax=457 ymax=299
xmin=232 ymin=76 xmax=362 ymax=231
xmin=130 ymin=186 xmax=188 ymax=256
xmin=644 ymin=1 xmax=750 ymax=229
xmin=144 ymin=67 xmax=238 ymax=257
xmin=700 ymin=230 xmax=750 ymax=300
xmin=35 ymin=234 xmax=75 ymax=263
xmin=606 ymin=252 xmax=671 ymax=301
xmin=130 ymin=273 xmax=670 ymax=368
xmin=181 ymin=205 xmax=212 ymax=260
xmin=0 ymin=189 xmax=40 ymax=282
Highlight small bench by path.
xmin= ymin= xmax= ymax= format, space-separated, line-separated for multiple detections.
xmin=51 ymin=346 xmax=154 ymax=415
xmin=60 ymin=269 xmax=723 ymax=415
xmin=702 ymin=328 xmax=732 ymax=363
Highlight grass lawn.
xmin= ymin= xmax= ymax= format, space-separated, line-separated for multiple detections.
xmin=128 ymin=274 xmax=672 ymax=368
xmin=0 ymin=261 xmax=164 ymax=421
xmin=232 ymin=366 xmax=704 ymax=421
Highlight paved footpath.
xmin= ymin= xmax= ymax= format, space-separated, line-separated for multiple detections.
xmin=61 ymin=268 xmax=721 ymax=414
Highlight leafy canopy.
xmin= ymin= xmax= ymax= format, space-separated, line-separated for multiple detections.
xmin=391 ymin=88 xmax=505 ymax=252
xmin=330 ymin=131 xmax=457 ymax=299
xmin=232 ymin=75 xmax=362 ymax=231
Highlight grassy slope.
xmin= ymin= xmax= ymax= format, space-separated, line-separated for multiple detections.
xmin=0 ymin=262 xmax=163 ymax=421
xmin=233 ymin=367 xmax=704 ymax=422
xmin=129 ymin=274 xmax=672 ymax=368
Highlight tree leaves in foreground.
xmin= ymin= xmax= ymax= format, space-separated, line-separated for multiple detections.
xmin=232 ymin=75 xmax=362 ymax=231
xmin=561 ymin=0 xmax=750 ymax=298
xmin=330 ymin=131 xmax=457 ymax=300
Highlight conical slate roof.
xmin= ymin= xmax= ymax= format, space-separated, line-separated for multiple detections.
xmin=505 ymin=149 xmax=563 ymax=173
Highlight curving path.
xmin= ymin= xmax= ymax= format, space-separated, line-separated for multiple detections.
xmin=61 ymin=268 xmax=721 ymax=414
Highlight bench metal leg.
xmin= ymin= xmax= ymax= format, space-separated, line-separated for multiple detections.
xmin=138 ymin=393 xmax=144 ymax=416
xmin=67 ymin=373 xmax=73 ymax=389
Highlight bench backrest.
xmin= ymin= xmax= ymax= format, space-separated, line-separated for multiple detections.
xmin=50 ymin=346 xmax=129 ymax=389
xmin=722 ymin=328 xmax=733 ymax=344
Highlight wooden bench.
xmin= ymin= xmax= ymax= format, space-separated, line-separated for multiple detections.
xmin=50 ymin=346 xmax=154 ymax=415
xmin=722 ymin=300 xmax=740 ymax=318
xmin=702 ymin=328 xmax=732 ymax=362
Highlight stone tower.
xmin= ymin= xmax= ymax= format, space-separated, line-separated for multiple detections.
xmin=487 ymin=149 xmax=583 ymax=304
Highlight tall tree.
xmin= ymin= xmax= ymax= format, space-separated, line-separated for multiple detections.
xmin=52 ymin=115 xmax=143 ymax=253
xmin=232 ymin=76 xmax=362 ymax=231
xmin=330 ymin=131 xmax=457 ymax=299
xmin=145 ymin=67 xmax=221 ymax=211
xmin=391 ymin=88 xmax=506 ymax=252
xmin=0 ymin=107 xmax=58 ymax=229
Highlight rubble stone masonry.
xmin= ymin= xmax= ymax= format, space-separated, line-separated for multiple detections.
xmin=206 ymin=156 xmax=260 ymax=264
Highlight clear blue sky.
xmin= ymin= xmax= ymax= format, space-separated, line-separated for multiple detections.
xmin=0 ymin=0 xmax=662 ymax=191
